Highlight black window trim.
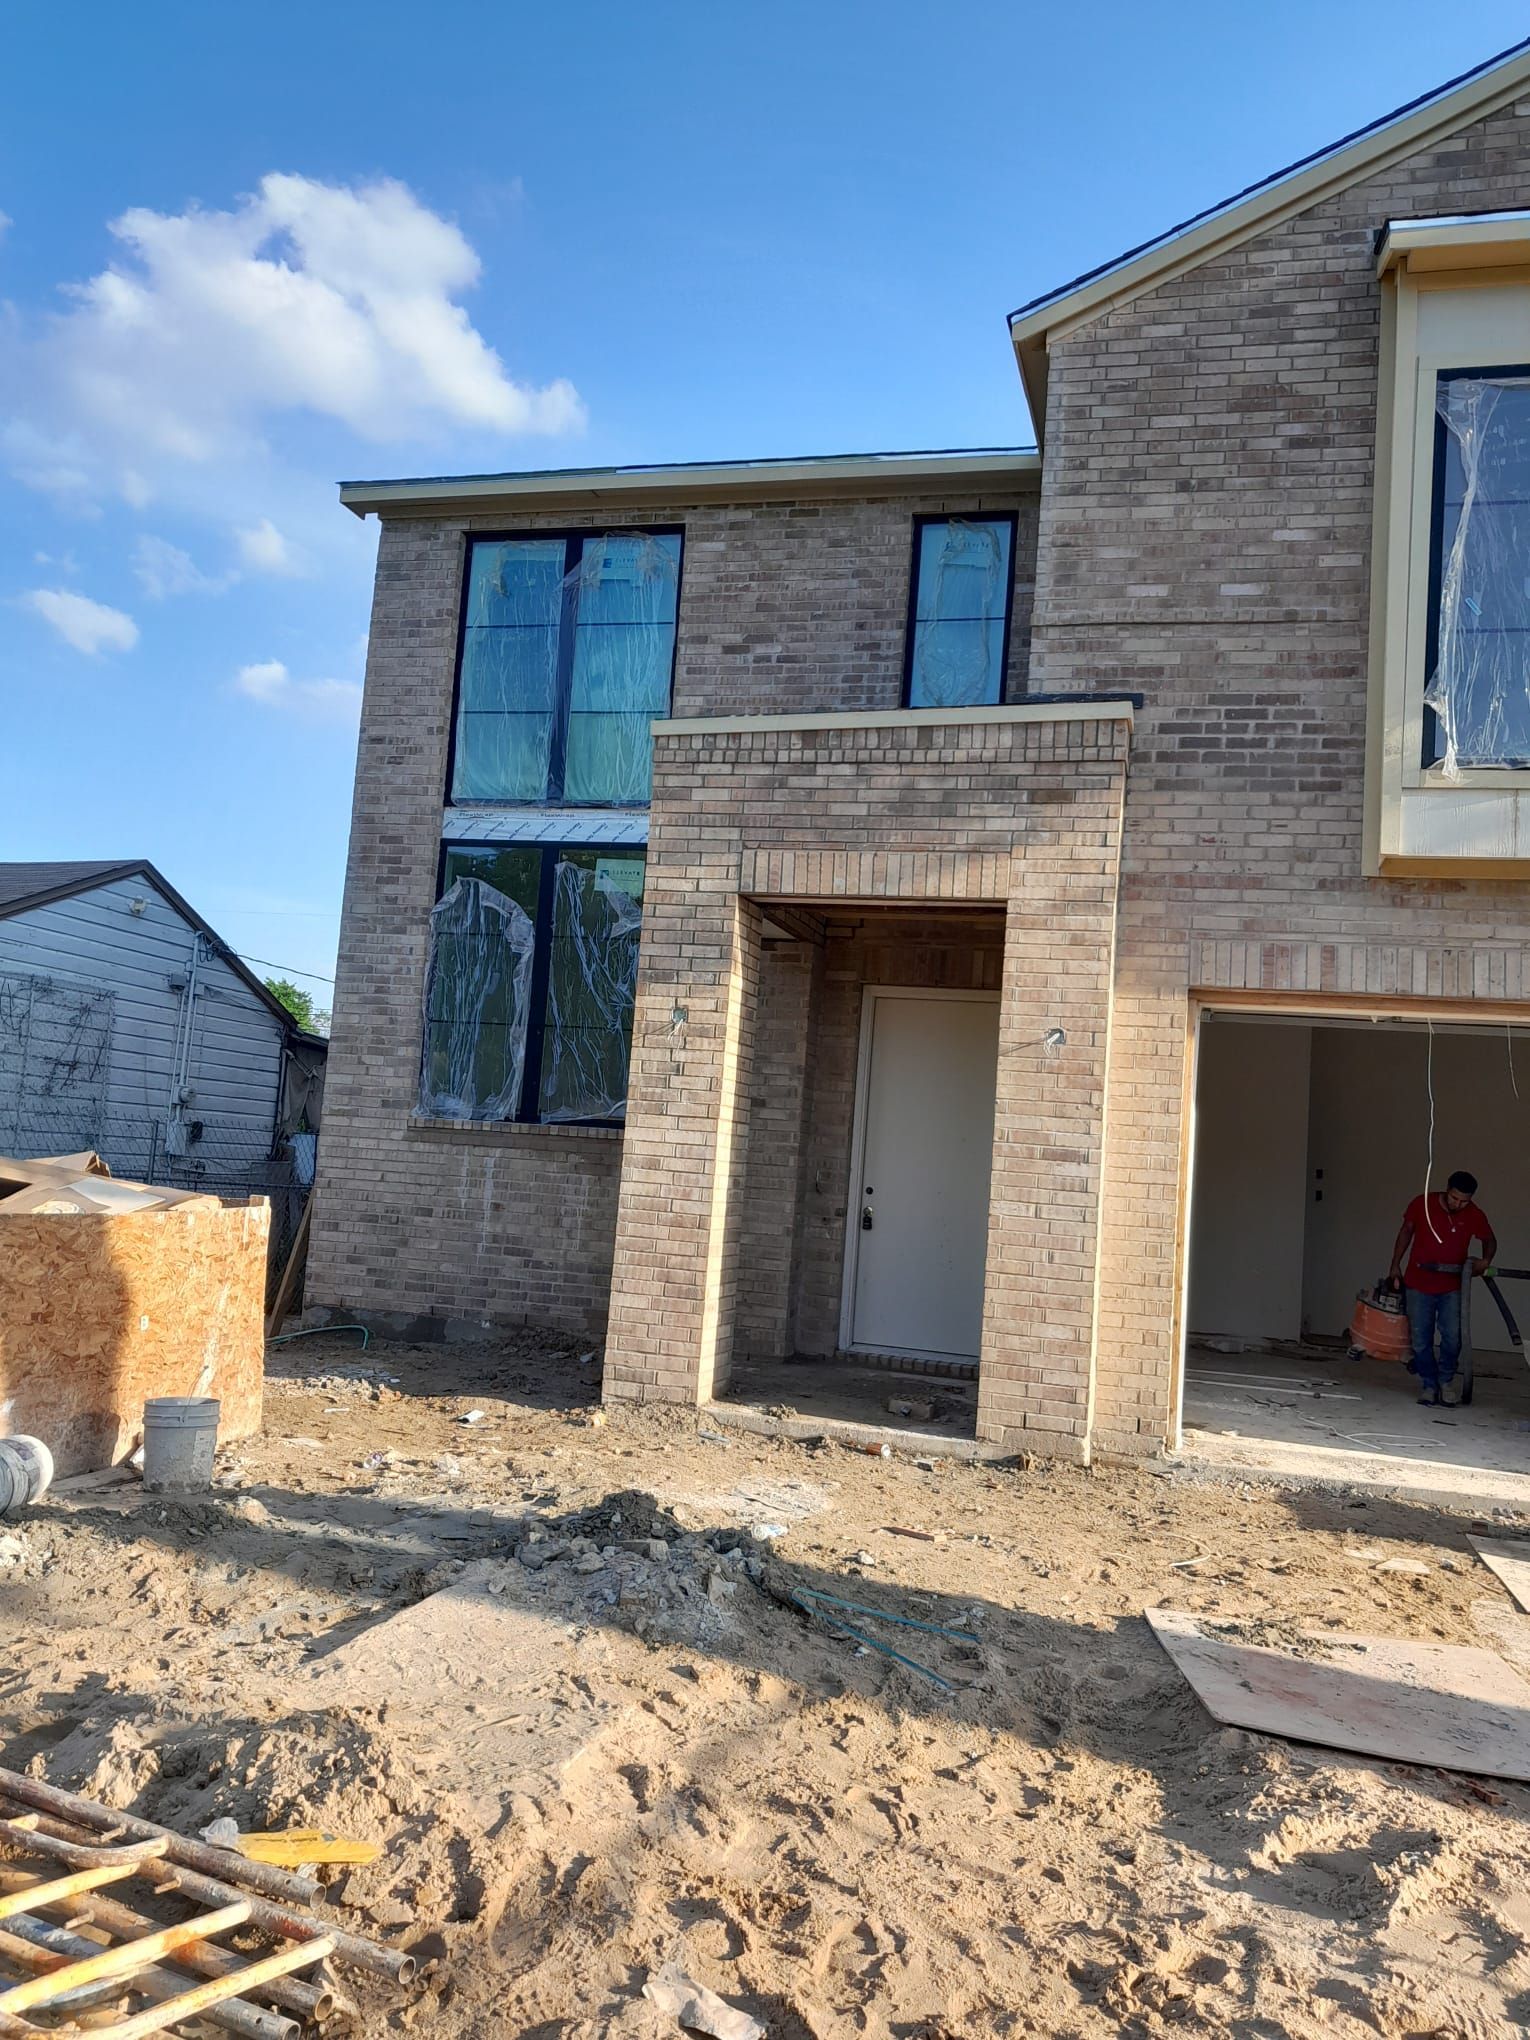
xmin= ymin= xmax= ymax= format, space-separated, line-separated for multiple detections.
xmin=1422 ymin=363 xmax=1530 ymax=770
xmin=444 ymin=524 xmax=686 ymax=810
xmin=434 ymin=837 xmax=646 ymax=1129
xmin=899 ymin=509 xmax=1020 ymax=711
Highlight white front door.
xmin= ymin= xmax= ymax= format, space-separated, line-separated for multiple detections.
xmin=845 ymin=991 xmax=1000 ymax=1360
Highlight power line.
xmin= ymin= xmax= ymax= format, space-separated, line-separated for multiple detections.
xmin=239 ymin=954 xmax=336 ymax=986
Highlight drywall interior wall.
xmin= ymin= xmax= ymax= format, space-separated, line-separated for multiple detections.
xmin=1303 ymin=1025 xmax=1530 ymax=1351
xmin=1187 ymin=1020 xmax=1312 ymax=1340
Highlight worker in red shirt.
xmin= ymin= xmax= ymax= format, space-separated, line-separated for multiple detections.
xmin=1388 ymin=1171 xmax=1496 ymax=1407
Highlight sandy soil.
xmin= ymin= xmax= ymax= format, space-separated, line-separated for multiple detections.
xmin=5 ymin=1332 xmax=1530 ymax=2038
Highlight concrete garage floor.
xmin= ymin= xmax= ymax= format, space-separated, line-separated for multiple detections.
xmin=1182 ymin=1339 xmax=1530 ymax=1507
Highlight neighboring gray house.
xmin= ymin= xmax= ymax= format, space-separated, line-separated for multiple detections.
xmin=0 ymin=861 xmax=324 ymax=1194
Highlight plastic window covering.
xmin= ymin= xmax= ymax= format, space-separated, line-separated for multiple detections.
xmin=451 ymin=540 xmax=565 ymax=801
xmin=450 ymin=532 xmax=680 ymax=806
xmin=538 ymin=857 xmax=645 ymax=1121
xmin=419 ymin=877 xmax=536 ymax=1120
xmin=563 ymin=533 xmax=681 ymax=804
xmin=1425 ymin=372 xmax=1530 ymax=774
xmin=907 ymin=518 xmax=1012 ymax=708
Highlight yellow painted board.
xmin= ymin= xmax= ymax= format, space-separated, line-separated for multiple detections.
xmin=238 ymin=1830 xmax=381 ymax=1868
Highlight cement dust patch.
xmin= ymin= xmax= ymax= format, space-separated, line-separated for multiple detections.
xmin=658 ymin=1471 xmax=832 ymax=1532
xmin=1470 ymin=1535 xmax=1530 ymax=1614
xmin=1147 ymin=1607 xmax=1530 ymax=1781
xmin=303 ymin=1559 xmax=645 ymax=1795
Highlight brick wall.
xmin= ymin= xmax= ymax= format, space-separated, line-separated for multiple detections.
xmin=601 ymin=709 xmax=1129 ymax=1458
xmin=310 ymin=487 xmax=1037 ymax=1334
xmin=1028 ymin=92 xmax=1530 ymax=1452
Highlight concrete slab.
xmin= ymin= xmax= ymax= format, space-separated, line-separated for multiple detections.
xmin=302 ymin=1559 xmax=643 ymax=1794
xmin=1181 ymin=1343 xmax=1530 ymax=1508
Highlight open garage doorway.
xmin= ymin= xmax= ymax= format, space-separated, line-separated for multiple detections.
xmin=1182 ymin=1004 xmax=1530 ymax=1500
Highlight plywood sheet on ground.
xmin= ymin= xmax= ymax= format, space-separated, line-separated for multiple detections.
xmin=1146 ymin=1606 xmax=1530 ymax=1781
xmin=0 ymin=1200 xmax=267 ymax=1475
xmin=1469 ymin=1536 xmax=1530 ymax=1615
xmin=304 ymin=1559 xmax=642 ymax=1795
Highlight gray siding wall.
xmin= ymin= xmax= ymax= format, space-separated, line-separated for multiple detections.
xmin=0 ymin=876 xmax=286 ymax=1183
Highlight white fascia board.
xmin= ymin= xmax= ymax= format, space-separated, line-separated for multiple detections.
xmin=340 ymin=450 xmax=1041 ymax=519
xmin=1377 ymin=211 xmax=1530 ymax=274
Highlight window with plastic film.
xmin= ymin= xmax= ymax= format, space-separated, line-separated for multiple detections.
xmin=451 ymin=532 xmax=681 ymax=805
xmin=904 ymin=515 xmax=1015 ymax=708
xmin=420 ymin=844 xmax=646 ymax=1124
xmin=1425 ymin=370 xmax=1530 ymax=773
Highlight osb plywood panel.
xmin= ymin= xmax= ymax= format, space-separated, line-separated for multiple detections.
xmin=0 ymin=1200 xmax=268 ymax=1476
xmin=1147 ymin=1607 xmax=1530 ymax=1782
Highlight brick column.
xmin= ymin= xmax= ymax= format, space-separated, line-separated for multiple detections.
xmin=735 ymin=942 xmax=821 ymax=1362
xmin=604 ymin=882 xmax=763 ymax=1405
xmin=975 ymin=782 xmax=1126 ymax=1459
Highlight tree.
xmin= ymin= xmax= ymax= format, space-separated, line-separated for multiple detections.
xmin=264 ymin=977 xmax=316 ymax=1031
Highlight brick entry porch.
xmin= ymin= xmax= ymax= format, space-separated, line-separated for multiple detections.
xmin=601 ymin=702 xmax=1132 ymax=1460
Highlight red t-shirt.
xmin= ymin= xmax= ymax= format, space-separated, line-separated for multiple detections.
xmin=1403 ymin=1192 xmax=1492 ymax=1294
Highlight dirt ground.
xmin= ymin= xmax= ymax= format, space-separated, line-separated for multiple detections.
xmin=6 ymin=1333 xmax=1530 ymax=2038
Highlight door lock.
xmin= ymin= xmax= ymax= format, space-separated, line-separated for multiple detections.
xmin=861 ymin=1206 xmax=874 ymax=1231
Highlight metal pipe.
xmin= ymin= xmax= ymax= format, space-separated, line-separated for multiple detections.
xmin=0 ymin=1816 xmax=166 ymax=1874
xmin=0 ymin=1914 xmax=297 ymax=2040
xmin=4 ymin=1812 xmax=414 ymax=1986
xmin=0 ymin=1771 xmax=320 ymax=1906
xmin=0 ymin=1869 xmax=336 ymax=2023
xmin=0 ymin=1862 xmax=140 ymax=1920
xmin=0 ymin=1899 xmax=250 ymax=2013
xmin=59 ymin=1939 xmax=331 ymax=2040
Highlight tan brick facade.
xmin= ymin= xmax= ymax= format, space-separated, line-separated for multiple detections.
xmin=1030 ymin=93 xmax=1530 ymax=1455
xmin=600 ymin=708 xmax=1129 ymax=1456
xmin=309 ymin=487 xmax=1036 ymax=1337
xmin=314 ymin=70 xmax=1530 ymax=1460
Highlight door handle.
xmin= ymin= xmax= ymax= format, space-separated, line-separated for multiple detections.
xmin=861 ymin=1206 xmax=874 ymax=1232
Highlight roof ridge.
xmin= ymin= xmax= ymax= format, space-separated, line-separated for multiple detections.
xmin=1008 ymin=32 xmax=1530 ymax=327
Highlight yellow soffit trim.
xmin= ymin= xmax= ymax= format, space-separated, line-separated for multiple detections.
xmin=1010 ymin=47 xmax=1530 ymax=363
xmin=1377 ymin=211 xmax=1530 ymax=276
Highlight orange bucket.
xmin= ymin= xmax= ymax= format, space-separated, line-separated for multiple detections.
xmin=1349 ymin=1288 xmax=1412 ymax=1363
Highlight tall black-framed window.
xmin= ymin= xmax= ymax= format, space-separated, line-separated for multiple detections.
xmin=421 ymin=843 xmax=646 ymax=1126
xmin=902 ymin=513 xmax=1017 ymax=709
xmin=1424 ymin=366 xmax=1530 ymax=770
xmin=450 ymin=530 xmax=683 ymax=806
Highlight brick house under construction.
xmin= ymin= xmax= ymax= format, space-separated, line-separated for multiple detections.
xmin=310 ymin=41 xmax=1530 ymax=1467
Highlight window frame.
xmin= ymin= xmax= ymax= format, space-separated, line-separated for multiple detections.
xmin=444 ymin=525 xmax=686 ymax=810
xmin=432 ymin=839 xmax=646 ymax=1128
xmin=899 ymin=510 xmax=1019 ymax=711
xmin=1421 ymin=361 xmax=1530 ymax=769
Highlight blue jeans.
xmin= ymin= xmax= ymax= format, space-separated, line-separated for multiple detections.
xmin=1406 ymin=1287 xmax=1461 ymax=1389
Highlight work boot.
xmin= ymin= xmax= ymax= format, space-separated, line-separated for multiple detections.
xmin=1440 ymin=1378 xmax=1463 ymax=1407
xmin=1418 ymin=1388 xmax=1441 ymax=1406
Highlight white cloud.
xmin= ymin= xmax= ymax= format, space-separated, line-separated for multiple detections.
xmin=39 ymin=173 xmax=583 ymax=470
xmin=22 ymin=587 xmax=138 ymax=655
xmin=233 ymin=658 xmax=361 ymax=724
xmin=133 ymin=534 xmax=230 ymax=598
xmin=235 ymin=517 xmax=303 ymax=577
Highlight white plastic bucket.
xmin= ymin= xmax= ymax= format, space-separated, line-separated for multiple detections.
xmin=142 ymin=1397 xmax=220 ymax=1492
xmin=0 ymin=1437 xmax=52 ymax=1519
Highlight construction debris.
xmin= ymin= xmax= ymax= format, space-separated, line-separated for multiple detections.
xmin=1469 ymin=1534 xmax=1530 ymax=1613
xmin=642 ymin=1961 xmax=766 ymax=2040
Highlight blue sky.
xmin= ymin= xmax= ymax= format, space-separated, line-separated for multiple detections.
xmin=3 ymin=0 xmax=1527 ymax=998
